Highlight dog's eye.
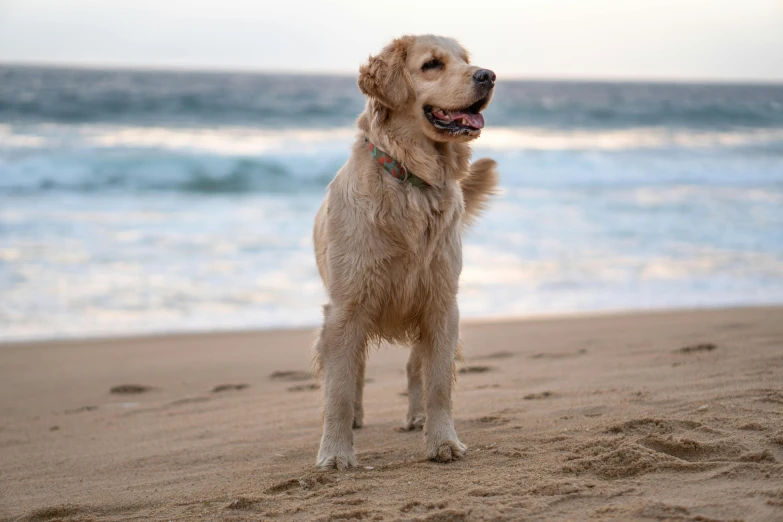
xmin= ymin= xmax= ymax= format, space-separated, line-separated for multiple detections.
xmin=421 ymin=59 xmax=444 ymax=71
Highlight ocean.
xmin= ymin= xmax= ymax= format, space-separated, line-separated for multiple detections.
xmin=1 ymin=66 xmax=782 ymax=341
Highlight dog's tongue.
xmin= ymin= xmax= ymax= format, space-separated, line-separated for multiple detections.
xmin=450 ymin=111 xmax=485 ymax=129
xmin=434 ymin=109 xmax=485 ymax=129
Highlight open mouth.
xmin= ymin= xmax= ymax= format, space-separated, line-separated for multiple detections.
xmin=424 ymin=96 xmax=489 ymax=135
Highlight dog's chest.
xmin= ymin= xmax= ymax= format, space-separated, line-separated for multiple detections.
xmin=372 ymin=188 xmax=463 ymax=301
xmin=382 ymin=186 xmax=460 ymax=256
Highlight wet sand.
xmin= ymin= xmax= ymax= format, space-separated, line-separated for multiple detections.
xmin=1 ymin=307 xmax=782 ymax=521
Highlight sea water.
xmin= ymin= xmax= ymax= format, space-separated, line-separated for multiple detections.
xmin=1 ymin=66 xmax=782 ymax=341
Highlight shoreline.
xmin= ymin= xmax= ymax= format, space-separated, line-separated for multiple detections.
xmin=2 ymin=303 xmax=780 ymax=347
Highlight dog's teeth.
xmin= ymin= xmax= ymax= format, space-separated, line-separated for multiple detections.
xmin=462 ymin=117 xmax=468 ymax=125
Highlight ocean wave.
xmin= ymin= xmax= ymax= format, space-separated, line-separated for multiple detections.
xmin=0 ymin=123 xmax=356 ymax=155
xmin=2 ymin=123 xmax=783 ymax=195
xmin=4 ymin=122 xmax=783 ymax=156
xmin=3 ymin=67 xmax=783 ymax=130
xmin=0 ymin=153 xmax=342 ymax=194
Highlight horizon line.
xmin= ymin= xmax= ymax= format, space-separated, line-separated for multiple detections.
xmin=2 ymin=59 xmax=783 ymax=86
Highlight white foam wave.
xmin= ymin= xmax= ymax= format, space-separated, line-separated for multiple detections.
xmin=475 ymin=127 xmax=783 ymax=151
xmin=0 ymin=123 xmax=357 ymax=156
xmin=3 ymin=123 xmax=783 ymax=156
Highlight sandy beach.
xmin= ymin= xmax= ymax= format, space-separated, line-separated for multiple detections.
xmin=1 ymin=306 xmax=782 ymax=521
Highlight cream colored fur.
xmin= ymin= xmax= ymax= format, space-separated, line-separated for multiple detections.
xmin=313 ymin=35 xmax=499 ymax=469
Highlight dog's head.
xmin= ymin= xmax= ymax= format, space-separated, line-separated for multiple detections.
xmin=358 ymin=35 xmax=495 ymax=143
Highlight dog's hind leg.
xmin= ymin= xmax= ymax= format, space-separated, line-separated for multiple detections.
xmin=352 ymin=351 xmax=366 ymax=429
xmin=315 ymin=307 xmax=367 ymax=469
xmin=402 ymin=345 xmax=425 ymax=431
xmin=420 ymin=302 xmax=466 ymax=462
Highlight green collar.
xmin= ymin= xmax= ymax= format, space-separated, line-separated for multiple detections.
xmin=365 ymin=137 xmax=429 ymax=188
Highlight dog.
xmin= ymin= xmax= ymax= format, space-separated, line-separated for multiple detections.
xmin=313 ymin=34 xmax=498 ymax=469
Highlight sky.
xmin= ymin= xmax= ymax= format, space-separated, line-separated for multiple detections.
xmin=1 ymin=0 xmax=782 ymax=82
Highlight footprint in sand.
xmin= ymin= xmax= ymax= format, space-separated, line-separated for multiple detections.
xmin=211 ymin=384 xmax=249 ymax=393
xmin=287 ymin=383 xmax=320 ymax=392
xmin=523 ymin=391 xmax=553 ymax=400
xmin=474 ymin=415 xmax=510 ymax=425
xmin=739 ymin=422 xmax=766 ymax=431
xmin=168 ymin=397 xmax=211 ymax=406
xmin=768 ymin=431 xmax=783 ymax=446
xmin=605 ymin=418 xmax=702 ymax=435
xmin=458 ymin=366 xmax=492 ymax=374
xmin=225 ymin=497 xmax=258 ymax=510
xmin=677 ymin=343 xmax=717 ymax=354
xmin=64 ymin=405 xmax=98 ymax=414
xmin=475 ymin=384 xmax=500 ymax=390
xmin=27 ymin=505 xmax=81 ymax=520
xmin=530 ymin=349 xmax=587 ymax=359
xmin=264 ymin=479 xmax=301 ymax=494
xmin=565 ymin=416 xmax=779 ymax=481
xmin=265 ymin=475 xmax=332 ymax=495
xmin=757 ymin=390 xmax=783 ymax=405
xmin=474 ymin=351 xmax=514 ymax=360
xmin=637 ymin=435 xmax=764 ymax=463
xmin=400 ymin=500 xmax=449 ymax=514
xmin=110 ymin=384 xmax=153 ymax=394
xmin=269 ymin=370 xmax=312 ymax=382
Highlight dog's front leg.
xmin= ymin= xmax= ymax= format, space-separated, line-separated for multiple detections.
xmin=420 ymin=302 xmax=466 ymax=462
xmin=316 ymin=309 xmax=366 ymax=469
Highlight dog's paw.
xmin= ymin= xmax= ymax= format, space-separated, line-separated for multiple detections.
xmin=316 ymin=450 xmax=357 ymax=470
xmin=428 ymin=438 xmax=467 ymax=463
xmin=401 ymin=414 xmax=425 ymax=431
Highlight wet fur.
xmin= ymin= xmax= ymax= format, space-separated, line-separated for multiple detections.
xmin=313 ymin=35 xmax=498 ymax=469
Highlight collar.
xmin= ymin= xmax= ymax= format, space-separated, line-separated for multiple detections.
xmin=364 ymin=137 xmax=429 ymax=188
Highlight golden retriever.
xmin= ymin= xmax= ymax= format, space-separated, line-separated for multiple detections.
xmin=313 ymin=34 xmax=498 ymax=469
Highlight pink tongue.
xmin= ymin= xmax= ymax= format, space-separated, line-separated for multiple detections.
xmin=448 ymin=111 xmax=484 ymax=129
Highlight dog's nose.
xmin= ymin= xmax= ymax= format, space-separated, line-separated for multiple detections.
xmin=472 ymin=69 xmax=496 ymax=86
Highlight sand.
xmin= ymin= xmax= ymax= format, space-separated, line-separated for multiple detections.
xmin=1 ymin=306 xmax=782 ymax=521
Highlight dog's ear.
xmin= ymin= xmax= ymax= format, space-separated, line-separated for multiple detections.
xmin=358 ymin=37 xmax=415 ymax=110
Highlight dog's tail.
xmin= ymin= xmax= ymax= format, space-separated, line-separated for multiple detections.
xmin=460 ymin=158 xmax=499 ymax=227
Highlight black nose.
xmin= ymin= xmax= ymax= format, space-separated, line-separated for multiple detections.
xmin=472 ymin=69 xmax=496 ymax=86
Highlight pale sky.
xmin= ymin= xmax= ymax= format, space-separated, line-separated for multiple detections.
xmin=1 ymin=0 xmax=782 ymax=81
